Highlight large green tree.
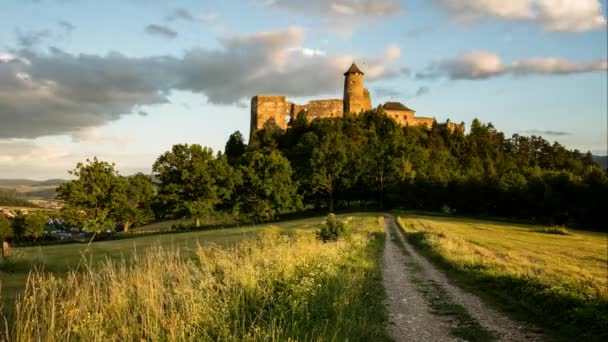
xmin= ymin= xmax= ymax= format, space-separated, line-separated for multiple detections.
xmin=153 ymin=144 xmax=236 ymax=227
xmin=236 ymin=149 xmax=301 ymax=221
xmin=116 ymin=173 xmax=155 ymax=232
xmin=310 ymin=130 xmax=349 ymax=212
xmin=56 ymin=158 xmax=126 ymax=232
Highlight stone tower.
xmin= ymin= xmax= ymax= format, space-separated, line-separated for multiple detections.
xmin=343 ymin=63 xmax=371 ymax=114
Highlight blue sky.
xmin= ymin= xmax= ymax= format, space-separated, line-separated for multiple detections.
xmin=0 ymin=0 xmax=606 ymax=179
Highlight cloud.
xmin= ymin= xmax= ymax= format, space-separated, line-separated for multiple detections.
xmin=433 ymin=0 xmax=607 ymax=32
xmin=16 ymin=29 xmax=52 ymax=48
xmin=72 ymin=128 xmax=132 ymax=145
xmin=521 ymin=130 xmax=571 ymax=136
xmin=0 ymin=141 xmax=68 ymax=162
xmin=415 ymin=86 xmax=430 ymax=97
xmin=166 ymin=8 xmax=218 ymax=25
xmin=0 ymin=27 xmax=403 ymax=140
xmin=167 ymin=8 xmax=195 ymax=22
xmin=260 ymin=0 xmax=401 ymax=35
xmin=144 ymin=24 xmax=178 ymax=39
xmin=405 ymin=26 xmax=435 ymax=38
xmin=373 ymin=86 xmax=402 ymax=98
xmin=418 ymin=51 xmax=608 ymax=80
xmin=57 ymin=20 xmax=76 ymax=32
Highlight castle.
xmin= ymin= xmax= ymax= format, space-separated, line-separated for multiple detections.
xmin=250 ymin=63 xmax=464 ymax=137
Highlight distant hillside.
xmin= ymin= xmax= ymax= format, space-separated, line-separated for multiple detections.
xmin=0 ymin=179 xmax=68 ymax=188
xmin=0 ymin=179 xmax=68 ymax=201
xmin=593 ymin=155 xmax=607 ymax=169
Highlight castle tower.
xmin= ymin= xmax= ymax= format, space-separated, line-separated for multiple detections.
xmin=343 ymin=63 xmax=371 ymax=114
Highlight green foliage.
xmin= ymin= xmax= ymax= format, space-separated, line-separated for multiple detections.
xmin=56 ymin=158 xmax=126 ymax=232
xmin=224 ymin=130 xmax=247 ymax=165
xmin=316 ymin=214 xmax=349 ymax=242
xmin=23 ymin=211 xmax=48 ymax=240
xmin=115 ymin=173 xmax=155 ymax=232
xmin=235 ymin=149 xmax=302 ymax=221
xmin=153 ymin=144 xmax=237 ymax=227
xmin=0 ymin=189 xmax=38 ymax=207
xmin=0 ymin=214 xmax=13 ymax=242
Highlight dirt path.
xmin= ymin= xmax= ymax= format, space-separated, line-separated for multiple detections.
xmin=382 ymin=215 xmax=542 ymax=342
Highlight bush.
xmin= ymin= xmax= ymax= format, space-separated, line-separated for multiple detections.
xmin=316 ymin=214 xmax=349 ymax=242
xmin=540 ymin=226 xmax=570 ymax=235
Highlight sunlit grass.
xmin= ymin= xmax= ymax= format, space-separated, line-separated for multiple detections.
xmin=2 ymin=215 xmax=388 ymax=341
xmin=397 ymin=215 xmax=608 ymax=341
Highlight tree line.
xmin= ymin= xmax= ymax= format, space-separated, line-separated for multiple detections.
xmin=3 ymin=107 xmax=604 ymax=246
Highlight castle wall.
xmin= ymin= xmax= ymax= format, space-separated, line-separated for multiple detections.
xmin=306 ymin=99 xmax=343 ymax=119
xmin=410 ymin=117 xmax=435 ymax=128
xmin=250 ymin=95 xmax=289 ymax=134
xmin=439 ymin=121 xmax=466 ymax=134
xmin=385 ymin=109 xmax=416 ymax=126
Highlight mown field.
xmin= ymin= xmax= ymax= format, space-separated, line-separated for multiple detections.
xmin=1 ymin=214 xmax=388 ymax=341
xmin=396 ymin=214 xmax=608 ymax=341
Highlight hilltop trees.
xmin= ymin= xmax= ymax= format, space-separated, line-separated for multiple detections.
xmin=235 ymin=150 xmax=301 ymax=221
xmin=52 ymin=108 xmax=607 ymax=232
xmin=153 ymin=144 xmax=237 ymax=227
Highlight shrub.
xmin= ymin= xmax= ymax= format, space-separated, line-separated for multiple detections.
xmin=540 ymin=226 xmax=570 ymax=235
xmin=316 ymin=214 xmax=349 ymax=242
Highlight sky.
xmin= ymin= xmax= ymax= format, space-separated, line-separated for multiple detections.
xmin=0 ymin=0 xmax=607 ymax=180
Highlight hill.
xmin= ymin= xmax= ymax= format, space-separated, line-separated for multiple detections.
xmin=593 ymin=155 xmax=607 ymax=169
xmin=0 ymin=178 xmax=68 ymax=201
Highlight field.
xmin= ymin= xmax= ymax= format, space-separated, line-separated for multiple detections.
xmin=396 ymin=214 xmax=608 ymax=341
xmin=1 ymin=214 xmax=388 ymax=341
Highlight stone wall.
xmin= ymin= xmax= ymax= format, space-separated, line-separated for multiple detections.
xmin=305 ymin=99 xmax=343 ymax=120
xmin=385 ymin=109 xmax=416 ymax=126
xmin=250 ymin=95 xmax=289 ymax=135
xmin=410 ymin=117 xmax=435 ymax=128
xmin=439 ymin=121 xmax=466 ymax=134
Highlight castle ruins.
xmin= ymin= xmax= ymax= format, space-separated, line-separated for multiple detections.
xmin=250 ymin=63 xmax=464 ymax=138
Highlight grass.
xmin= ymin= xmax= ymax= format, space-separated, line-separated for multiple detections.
xmin=396 ymin=214 xmax=608 ymax=342
xmin=1 ymin=214 xmax=388 ymax=341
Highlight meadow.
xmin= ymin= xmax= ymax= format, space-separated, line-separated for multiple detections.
xmin=1 ymin=214 xmax=388 ymax=341
xmin=396 ymin=214 xmax=608 ymax=341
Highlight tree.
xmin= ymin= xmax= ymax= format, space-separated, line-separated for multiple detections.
xmin=236 ymin=150 xmax=301 ymax=221
xmin=225 ymin=131 xmax=247 ymax=166
xmin=153 ymin=144 xmax=236 ymax=227
xmin=0 ymin=215 xmax=13 ymax=259
xmin=116 ymin=173 xmax=155 ymax=232
xmin=23 ymin=211 xmax=49 ymax=240
xmin=56 ymin=158 xmax=126 ymax=232
xmin=310 ymin=130 xmax=349 ymax=212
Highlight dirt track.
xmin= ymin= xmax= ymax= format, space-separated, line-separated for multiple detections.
xmin=382 ymin=214 xmax=542 ymax=342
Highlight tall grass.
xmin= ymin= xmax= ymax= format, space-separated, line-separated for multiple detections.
xmin=397 ymin=216 xmax=608 ymax=342
xmin=2 ymin=217 xmax=387 ymax=341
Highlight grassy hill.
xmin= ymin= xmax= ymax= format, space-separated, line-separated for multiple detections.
xmin=0 ymin=178 xmax=67 ymax=202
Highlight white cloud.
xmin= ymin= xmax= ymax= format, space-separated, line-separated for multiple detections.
xmin=0 ymin=27 xmax=405 ymax=140
xmin=259 ymin=0 xmax=401 ymax=35
xmin=0 ymin=141 xmax=68 ymax=162
xmin=419 ymin=51 xmax=608 ymax=79
xmin=434 ymin=0 xmax=607 ymax=32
